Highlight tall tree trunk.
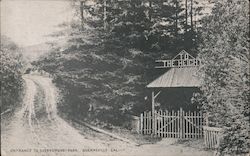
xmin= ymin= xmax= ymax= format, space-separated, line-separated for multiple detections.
xmin=190 ymin=0 xmax=194 ymax=46
xmin=194 ymin=9 xmax=196 ymax=30
xmin=149 ymin=0 xmax=152 ymax=21
xmin=190 ymin=0 xmax=193 ymax=32
xmin=175 ymin=0 xmax=178 ymax=37
xmin=185 ymin=0 xmax=188 ymax=33
xmin=80 ymin=1 xmax=84 ymax=29
xmin=194 ymin=9 xmax=197 ymax=43
xmin=104 ymin=0 xmax=107 ymax=30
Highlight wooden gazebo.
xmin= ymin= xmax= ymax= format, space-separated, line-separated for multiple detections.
xmin=139 ymin=50 xmax=204 ymax=138
xmin=147 ymin=50 xmax=201 ymax=114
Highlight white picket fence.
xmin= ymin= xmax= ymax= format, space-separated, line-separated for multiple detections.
xmin=139 ymin=109 xmax=223 ymax=149
xmin=203 ymin=126 xmax=222 ymax=149
xmin=139 ymin=108 xmax=205 ymax=139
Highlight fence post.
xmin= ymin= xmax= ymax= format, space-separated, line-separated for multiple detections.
xmin=152 ymin=91 xmax=155 ymax=136
xmin=171 ymin=110 xmax=174 ymax=138
xmin=140 ymin=113 xmax=143 ymax=134
xmin=143 ymin=111 xmax=146 ymax=134
xmin=154 ymin=110 xmax=157 ymax=136
xmin=160 ymin=110 xmax=163 ymax=137
xmin=180 ymin=108 xmax=183 ymax=139
xmin=149 ymin=111 xmax=152 ymax=134
xmin=177 ymin=109 xmax=180 ymax=138
xmin=146 ymin=111 xmax=148 ymax=134
xmin=163 ymin=111 xmax=166 ymax=137
xmin=167 ymin=110 xmax=169 ymax=138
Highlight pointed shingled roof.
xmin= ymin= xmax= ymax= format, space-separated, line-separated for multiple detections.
xmin=147 ymin=67 xmax=201 ymax=88
xmin=147 ymin=50 xmax=201 ymax=88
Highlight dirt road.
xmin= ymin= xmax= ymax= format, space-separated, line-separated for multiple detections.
xmin=1 ymin=74 xmax=213 ymax=156
xmin=1 ymin=75 xmax=133 ymax=156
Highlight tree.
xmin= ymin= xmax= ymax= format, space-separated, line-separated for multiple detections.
xmin=185 ymin=0 xmax=188 ymax=33
xmin=33 ymin=5 xmax=151 ymax=126
xmin=0 ymin=36 xmax=24 ymax=112
xmin=34 ymin=0 xmax=204 ymax=128
xmin=194 ymin=0 xmax=249 ymax=154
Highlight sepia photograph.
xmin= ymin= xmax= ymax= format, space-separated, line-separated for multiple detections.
xmin=0 ymin=0 xmax=249 ymax=156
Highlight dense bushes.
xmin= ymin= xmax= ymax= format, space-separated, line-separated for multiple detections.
xmin=194 ymin=0 xmax=249 ymax=155
xmin=0 ymin=36 xmax=24 ymax=113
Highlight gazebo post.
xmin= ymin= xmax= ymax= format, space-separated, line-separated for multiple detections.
xmin=152 ymin=90 xmax=161 ymax=135
xmin=152 ymin=91 xmax=155 ymax=135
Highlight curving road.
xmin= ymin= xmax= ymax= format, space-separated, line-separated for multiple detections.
xmin=1 ymin=74 xmax=214 ymax=156
xmin=1 ymin=75 xmax=131 ymax=156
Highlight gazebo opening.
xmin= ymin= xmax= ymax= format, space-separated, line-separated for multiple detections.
xmin=150 ymin=87 xmax=200 ymax=112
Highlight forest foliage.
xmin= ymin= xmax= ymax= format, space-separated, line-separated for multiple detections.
xmin=193 ymin=0 xmax=249 ymax=154
xmin=33 ymin=0 xmax=249 ymax=154
xmin=34 ymin=0 xmax=203 ymax=126
xmin=0 ymin=36 xmax=24 ymax=113
xmin=0 ymin=0 xmax=248 ymax=155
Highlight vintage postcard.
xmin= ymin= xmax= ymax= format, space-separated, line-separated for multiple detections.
xmin=1 ymin=0 xmax=249 ymax=156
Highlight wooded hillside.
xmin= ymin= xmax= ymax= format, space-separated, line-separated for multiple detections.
xmin=33 ymin=0 xmax=204 ymax=125
xmin=1 ymin=36 xmax=24 ymax=113
xmin=32 ymin=0 xmax=249 ymax=154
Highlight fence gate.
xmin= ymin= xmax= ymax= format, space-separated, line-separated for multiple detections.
xmin=139 ymin=108 xmax=205 ymax=139
xmin=203 ymin=126 xmax=222 ymax=149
